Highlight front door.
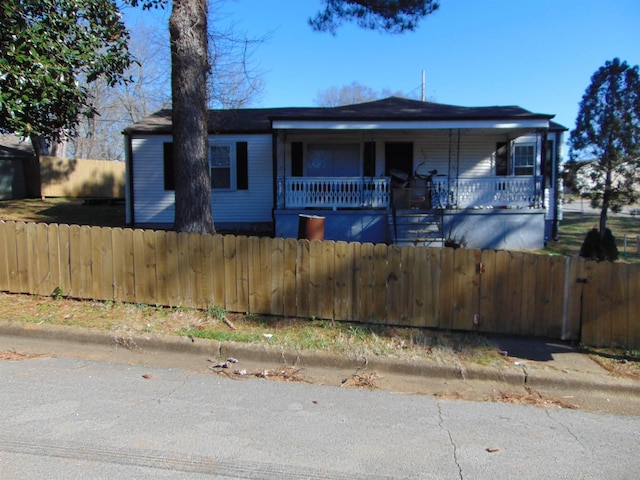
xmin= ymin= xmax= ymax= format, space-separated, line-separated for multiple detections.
xmin=385 ymin=142 xmax=413 ymax=177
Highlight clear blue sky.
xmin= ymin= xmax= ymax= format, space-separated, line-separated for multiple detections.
xmin=131 ymin=0 xmax=640 ymax=138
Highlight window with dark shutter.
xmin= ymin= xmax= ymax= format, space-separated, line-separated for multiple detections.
xmin=236 ymin=142 xmax=248 ymax=190
xmin=495 ymin=142 xmax=508 ymax=176
xmin=291 ymin=142 xmax=303 ymax=176
xmin=163 ymin=142 xmax=175 ymax=191
xmin=363 ymin=141 xmax=375 ymax=177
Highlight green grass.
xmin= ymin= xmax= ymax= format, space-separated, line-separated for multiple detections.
xmin=544 ymin=212 xmax=640 ymax=261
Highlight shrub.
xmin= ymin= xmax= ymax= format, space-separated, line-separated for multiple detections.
xmin=579 ymin=228 xmax=619 ymax=261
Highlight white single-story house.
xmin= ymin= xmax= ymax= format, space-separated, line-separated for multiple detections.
xmin=123 ymin=97 xmax=566 ymax=249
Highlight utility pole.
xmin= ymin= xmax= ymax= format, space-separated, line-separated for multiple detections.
xmin=421 ymin=70 xmax=426 ymax=102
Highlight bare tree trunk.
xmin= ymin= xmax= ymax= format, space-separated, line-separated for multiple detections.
xmin=169 ymin=0 xmax=216 ymax=234
xmin=600 ymin=167 xmax=611 ymax=242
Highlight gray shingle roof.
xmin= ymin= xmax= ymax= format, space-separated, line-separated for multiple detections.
xmin=123 ymin=96 xmax=558 ymax=135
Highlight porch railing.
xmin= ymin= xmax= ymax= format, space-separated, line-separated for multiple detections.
xmin=277 ymin=177 xmax=391 ymax=209
xmin=430 ymin=176 xmax=542 ymax=209
xmin=277 ymin=176 xmax=542 ymax=210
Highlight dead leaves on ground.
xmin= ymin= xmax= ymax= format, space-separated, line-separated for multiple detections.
xmin=209 ymin=362 xmax=305 ymax=383
xmin=341 ymin=372 xmax=382 ymax=389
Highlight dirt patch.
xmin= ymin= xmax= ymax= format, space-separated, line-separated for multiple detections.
xmin=487 ymin=389 xmax=577 ymax=409
xmin=0 ymin=349 xmax=47 ymax=361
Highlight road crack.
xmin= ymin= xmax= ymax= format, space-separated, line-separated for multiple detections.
xmin=437 ymin=400 xmax=464 ymax=480
xmin=545 ymin=409 xmax=586 ymax=450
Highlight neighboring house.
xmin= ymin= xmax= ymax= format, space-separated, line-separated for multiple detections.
xmin=123 ymin=97 xmax=566 ymax=250
xmin=0 ymin=134 xmax=39 ymax=200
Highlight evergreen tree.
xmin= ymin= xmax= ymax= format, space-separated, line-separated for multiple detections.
xmin=569 ymin=58 xmax=640 ymax=250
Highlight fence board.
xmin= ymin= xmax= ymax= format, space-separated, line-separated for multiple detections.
xmin=177 ymin=232 xmax=192 ymax=307
xmin=532 ymin=255 xmax=552 ymax=337
xmin=563 ymin=256 xmax=584 ymax=341
xmin=451 ymin=248 xmax=478 ymax=331
xmin=283 ymin=238 xmax=298 ymax=317
xmin=346 ymin=242 xmax=362 ymax=322
xmin=188 ymin=232 xmax=204 ymax=309
xmin=14 ymin=222 xmax=29 ymax=293
xmin=90 ymin=227 xmax=104 ymax=300
xmin=247 ymin=236 xmax=262 ymax=314
xmin=629 ymin=265 xmax=640 ymax=350
xmin=67 ymin=225 xmax=81 ymax=298
xmin=545 ymin=256 xmax=568 ymax=338
xmin=520 ymin=252 xmax=539 ymax=336
xmin=34 ymin=223 xmax=51 ymax=296
xmin=492 ymin=250 xmax=510 ymax=333
xmin=132 ymin=229 xmax=147 ymax=304
xmin=506 ymin=251 xmax=525 ymax=335
xmin=358 ymin=243 xmax=374 ymax=323
xmin=99 ymin=227 xmax=115 ymax=301
xmin=478 ymin=249 xmax=496 ymax=332
xmin=222 ymin=235 xmax=237 ymax=312
xmin=308 ymin=240 xmax=323 ymax=319
xmin=0 ymin=223 xmax=8 ymax=291
xmin=580 ymin=260 xmax=599 ymax=346
xmin=80 ymin=226 xmax=94 ymax=299
xmin=25 ymin=223 xmax=37 ymax=295
xmin=321 ymin=241 xmax=336 ymax=320
xmin=424 ymin=248 xmax=441 ymax=328
xmin=1 ymin=222 xmax=18 ymax=292
xmin=333 ymin=241 xmax=350 ymax=321
xmin=46 ymin=224 xmax=61 ymax=296
xmin=212 ymin=234 xmax=225 ymax=308
xmin=596 ymin=261 xmax=614 ymax=347
xmin=144 ymin=229 xmax=158 ymax=304
xmin=610 ymin=262 xmax=628 ymax=348
xmin=295 ymin=239 xmax=310 ymax=318
xmin=411 ymin=247 xmax=427 ymax=327
xmin=57 ymin=224 xmax=71 ymax=296
xmin=236 ymin=235 xmax=249 ymax=313
xmin=372 ymin=243 xmax=388 ymax=324
xmin=438 ymin=248 xmax=454 ymax=330
xmin=258 ymin=237 xmax=272 ymax=315
xmin=270 ymin=237 xmax=284 ymax=316
xmin=386 ymin=245 xmax=403 ymax=325
xmin=399 ymin=246 xmax=414 ymax=326
xmin=121 ymin=228 xmax=136 ymax=303
xmin=154 ymin=231 xmax=169 ymax=306
xmin=199 ymin=233 xmax=215 ymax=308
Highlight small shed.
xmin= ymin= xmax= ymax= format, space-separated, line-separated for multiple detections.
xmin=0 ymin=135 xmax=39 ymax=199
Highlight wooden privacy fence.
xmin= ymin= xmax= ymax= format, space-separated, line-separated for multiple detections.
xmin=0 ymin=220 xmax=638 ymax=349
xmin=39 ymin=156 xmax=125 ymax=198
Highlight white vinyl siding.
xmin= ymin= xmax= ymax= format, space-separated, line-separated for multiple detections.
xmin=130 ymin=134 xmax=273 ymax=225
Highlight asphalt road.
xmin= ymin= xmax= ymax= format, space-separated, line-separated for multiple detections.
xmin=1 ymin=355 xmax=639 ymax=479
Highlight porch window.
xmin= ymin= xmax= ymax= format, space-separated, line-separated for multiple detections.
xmin=513 ymin=144 xmax=535 ymax=176
xmin=306 ymin=143 xmax=359 ymax=176
xmin=210 ymin=145 xmax=233 ymax=189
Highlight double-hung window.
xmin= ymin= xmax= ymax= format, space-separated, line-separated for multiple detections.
xmin=210 ymin=145 xmax=233 ymax=190
xmin=513 ymin=144 xmax=535 ymax=176
xmin=164 ymin=141 xmax=248 ymax=192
